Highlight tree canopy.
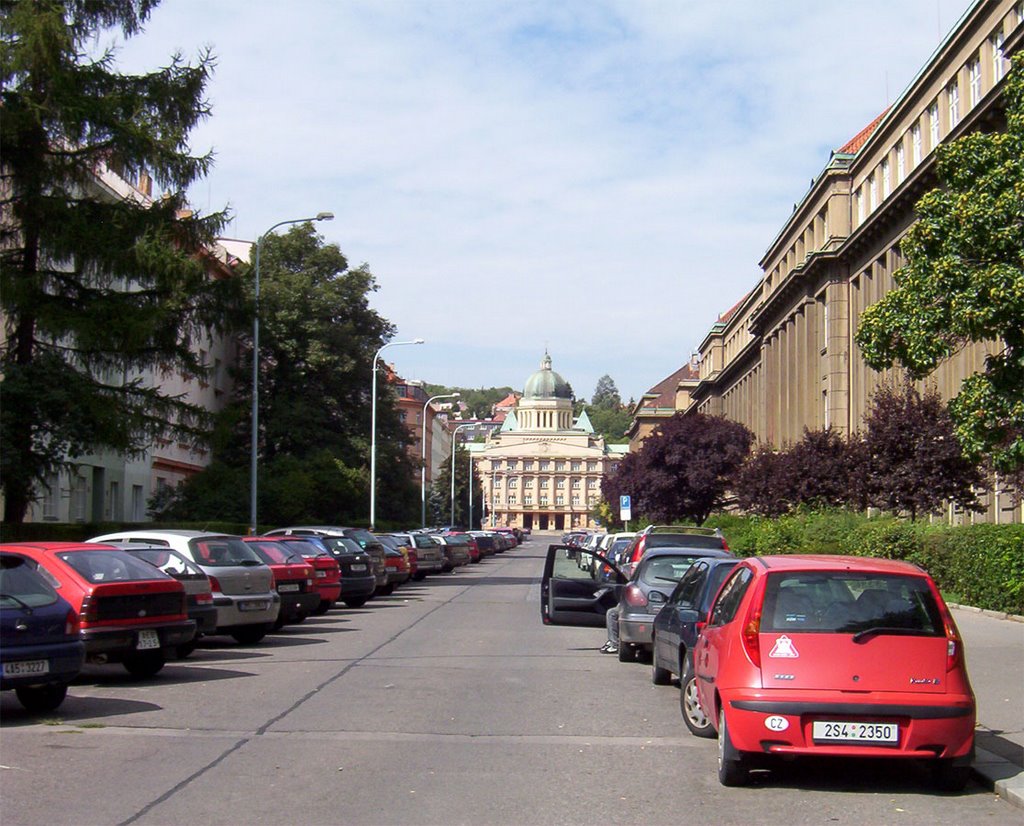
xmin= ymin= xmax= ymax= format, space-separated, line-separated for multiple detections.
xmin=0 ymin=0 xmax=235 ymax=523
xmin=856 ymin=55 xmax=1024 ymax=476
xmin=591 ymin=375 xmax=622 ymax=408
xmin=602 ymin=413 xmax=752 ymax=525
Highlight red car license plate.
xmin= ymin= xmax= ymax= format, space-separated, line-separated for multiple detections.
xmin=812 ymin=721 xmax=898 ymax=743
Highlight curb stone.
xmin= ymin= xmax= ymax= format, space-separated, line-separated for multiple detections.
xmin=972 ymin=745 xmax=1024 ymax=809
xmin=946 ymin=603 xmax=1024 ymax=623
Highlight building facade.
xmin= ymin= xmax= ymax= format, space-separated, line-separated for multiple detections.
xmin=476 ymin=354 xmax=628 ymax=531
xmin=687 ymin=0 xmax=1022 ymax=524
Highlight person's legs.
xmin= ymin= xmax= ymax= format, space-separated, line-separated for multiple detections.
xmin=601 ymin=607 xmax=619 ymax=652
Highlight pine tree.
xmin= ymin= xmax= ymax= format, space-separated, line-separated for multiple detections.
xmin=1 ymin=0 xmax=234 ymax=522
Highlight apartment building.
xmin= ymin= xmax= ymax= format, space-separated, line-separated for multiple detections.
xmin=687 ymin=0 xmax=1022 ymax=523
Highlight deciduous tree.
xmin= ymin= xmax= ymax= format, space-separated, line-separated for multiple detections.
xmin=1 ymin=0 xmax=234 ymax=522
xmin=856 ymin=56 xmax=1024 ymax=477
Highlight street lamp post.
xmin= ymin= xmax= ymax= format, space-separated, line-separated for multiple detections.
xmin=421 ymin=392 xmax=460 ymax=528
xmin=450 ymin=423 xmax=475 ymax=527
xmin=370 ymin=338 xmax=424 ymax=530
xmin=468 ymin=454 xmax=474 ymax=530
xmin=250 ymin=211 xmax=333 ymax=535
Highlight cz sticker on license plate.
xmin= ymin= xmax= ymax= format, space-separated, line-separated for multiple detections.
xmin=137 ymin=629 xmax=161 ymax=650
xmin=812 ymin=721 xmax=898 ymax=743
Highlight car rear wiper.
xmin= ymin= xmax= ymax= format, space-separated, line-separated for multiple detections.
xmin=851 ymin=627 xmax=934 ymax=643
xmin=0 ymin=592 xmax=33 ymax=611
xmin=237 ymin=559 xmax=264 ymax=566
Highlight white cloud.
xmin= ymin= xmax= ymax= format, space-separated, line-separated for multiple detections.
xmin=108 ymin=0 xmax=973 ymax=402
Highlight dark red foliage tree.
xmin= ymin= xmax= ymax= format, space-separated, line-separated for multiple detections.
xmin=734 ymin=446 xmax=792 ymax=517
xmin=617 ymin=413 xmax=753 ymax=525
xmin=862 ymin=382 xmax=985 ymax=520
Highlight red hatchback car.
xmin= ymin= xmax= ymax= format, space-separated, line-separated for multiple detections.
xmin=694 ymin=555 xmax=975 ymax=789
xmin=2 ymin=542 xmax=194 ymax=679
xmin=242 ymin=538 xmax=321 ymax=628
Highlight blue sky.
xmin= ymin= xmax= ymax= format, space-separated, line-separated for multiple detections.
xmin=105 ymin=0 xmax=973 ymax=403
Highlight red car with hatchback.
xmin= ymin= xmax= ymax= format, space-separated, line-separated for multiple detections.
xmin=693 ymin=555 xmax=975 ymax=789
xmin=2 ymin=542 xmax=194 ymax=679
xmin=242 ymin=538 xmax=321 ymax=627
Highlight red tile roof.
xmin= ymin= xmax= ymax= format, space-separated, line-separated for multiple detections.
xmin=640 ymin=363 xmax=699 ymax=410
xmin=837 ymin=108 xmax=889 ymax=155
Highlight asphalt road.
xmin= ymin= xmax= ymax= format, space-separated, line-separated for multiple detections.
xmin=1 ymin=536 xmax=1019 ymax=825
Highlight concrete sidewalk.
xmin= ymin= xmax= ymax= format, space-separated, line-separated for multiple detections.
xmin=951 ymin=605 xmax=1024 ymax=808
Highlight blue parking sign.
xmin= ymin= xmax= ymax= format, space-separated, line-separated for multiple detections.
xmin=619 ymin=495 xmax=631 ymax=510
xmin=619 ymin=495 xmax=631 ymax=522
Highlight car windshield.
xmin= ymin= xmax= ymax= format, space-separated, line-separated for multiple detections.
xmin=188 ymin=537 xmax=262 ymax=567
xmin=761 ymin=572 xmax=944 ymax=635
xmin=345 ymin=529 xmax=379 ymax=549
xmin=57 ymin=550 xmax=174 ymax=583
xmin=317 ymin=536 xmax=363 ymax=556
xmin=278 ymin=538 xmax=331 ymax=558
xmin=127 ymin=548 xmax=206 ymax=580
xmin=246 ymin=540 xmax=301 ymax=565
xmin=639 ymin=555 xmax=699 ymax=585
xmin=0 ymin=555 xmax=59 ymax=608
xmin=647 ymin=534 xmax=724 ymax=550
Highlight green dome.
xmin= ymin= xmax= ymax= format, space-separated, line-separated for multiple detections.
xmin=523 ymin=353 xmax=572 ymax=399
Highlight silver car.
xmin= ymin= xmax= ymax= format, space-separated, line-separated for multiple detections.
xmin=386 ymin=532 xmax=445 ymax=579
xmin=87 ymin=530 xmax=280 ymax=645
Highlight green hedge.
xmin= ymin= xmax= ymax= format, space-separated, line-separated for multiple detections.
xmin=704 ymin=510 xmax=1024 ymax=616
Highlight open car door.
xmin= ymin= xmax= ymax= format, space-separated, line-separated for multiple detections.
xmin=540 ymin=544 xmax=627 ymax=626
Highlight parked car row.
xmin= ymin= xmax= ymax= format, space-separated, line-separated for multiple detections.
xmin=0 ymin=526 xmax=524 ymax=713
xmin=540 ymin=527 xmax=976 ymax=792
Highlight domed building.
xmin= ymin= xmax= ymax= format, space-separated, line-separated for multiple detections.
xmin=472 ymin=353 xmax=628 ymax=532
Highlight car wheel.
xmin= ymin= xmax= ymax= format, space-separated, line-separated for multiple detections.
xmin=343 ymin=597 xmax=368 ymax=609
xmin=231 ymin=625 xmax=267 ymax=645
xmin=377 ymin=584 xmax=395 ymax=596
xmin=312 ymin=601 xmax=331 ymax=615
xmin=176 ymin=642 xmax=197 ymax=659
xmin=680 ymin=664 xmax=715 ymax=738
xmin=15 ymin=682 xmax=68 ymax=713
xmin=273 ymin=616 xmax=287 ymax=630
xmin=617 ymin=643 xmax=635 ymax=663
xmin=931 ymin=759 xmax=971 ymax=791
xmin=123 ymin=651 xmax=166 ymax=679
xmin=717 ymin=708 xmax=750 ymax=786
xmin=412 ymin=572 xmax=426 ymax=581
xmin=651 ymin=636 xmax=672 ymax=685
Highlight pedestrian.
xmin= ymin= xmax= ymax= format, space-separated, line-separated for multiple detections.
xmin=600 ymin=605 xmax=619 ymax=654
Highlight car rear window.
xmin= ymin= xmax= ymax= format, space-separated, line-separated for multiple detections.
xmin=246 ymin=540 xmax=301 ymax=565
xmin=277 ymin=537 xmax=331 ymax=558
xmin=316 ymin=537 xmax=362 ymax=556
xmin=411 ymin=535 xmax=437 ymax=550
xmin=647 ymin=534 xmax=725 ymax=550
xmin=127 ymin=549 xmax=207 ymax=581
xmin=187 ymin=537 xmax=262 ymax=567
xmin=639 ymin=555 xmax=699 ymax=585
xmin=345 ymin=529 xmax=379 ymax=548
xmin=57 ymin=550 xmax=174 ymax=584
xmin=0 ymin=555 xmax=59 ymax=608
xmin=762 ymin=572 xmax=944 ymax=635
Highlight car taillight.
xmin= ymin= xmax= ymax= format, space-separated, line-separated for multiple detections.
xmin=195 ymin=591 xmax=214 ymax=605
xmin=269 ymin=573 xmax=277 ymax=589
xmin=65 ymin=608 xmax=79 ymax=635
xmin=741 ymin=600 xmax=762 ymax=668
xmin=208 ymin=575 xmax=222 ymax=593
xmin=624 ymin=584 xmax=647 ymax=608
xmin=78 ymin=595 xmax=99 ymax=625
xmin=937 ymin=602 xmax=963 ymax=672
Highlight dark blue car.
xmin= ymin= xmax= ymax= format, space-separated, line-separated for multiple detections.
xmin=1 ymin=552 xmax=85 ymax=712
xmin=651 ymin=556 xmax=739 ymax=736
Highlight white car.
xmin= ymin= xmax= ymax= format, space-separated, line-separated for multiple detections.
xmin=87 ymin=530 xmax=280 ymax=645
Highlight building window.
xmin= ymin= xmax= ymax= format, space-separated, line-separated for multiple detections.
xmin=131 ymin=484 xmax=144 ymax=521
xmin=493 ymin=477 xmax=502 ymax=487
xmin=968 ymin=59 xmax=981 ymax=108
xmin=42 ymin=473 xmax=59 ymax=520
xmin=993 ymin=31 xmax=1006 ymax=82
xmin=539 ymin=461 xmax=550 ymax=471
xmin=508 ymin=477 xmax=518 ymax=488
xmin=540 ymin=496 xmax=549 ymax=507
xmin=399 ymin=411 xmax=407 ymax=422
xmin=911 ymin=123 xmax=922 ymax=165
xmin=587 ymin=462 xmax=597 ymax=471
xmin=929 ymin=101 xmax=940 ymax=149
xmin=540 ymin=478 xmax=549 ymax=489
xmin=868 ymin=174 xmax=877 ymax=212
xmin=948 ymin=79 xmax=960 ymax=129
xmin=588 ymin=496 xmax=596 ymax=506
xmin=555 ymin=495 xmax=564 ymax=506
xmin=506 ymin=460 xmax=517 ymax=471
xmin=71 ymin=475 xmax=87 ymax=522
xmin=855 ymin=189 xmax=864 ymax=224
xmin=524 ymin=495 xmax=533 ymax=505
xmin=611 ymin=463 xmax=619 ymax=472
xmin=880 ymin=158 xmax=890 ymax=198
xmin=555 ymin=462 xmax=565 ymax=471
xmin=523 ymin=461 xmax=534 ymax=471
xmin=587 ymin=479 xmax=597 ymax=489
xmin=895 ymin=144 xmax=905 ymax=184
xmin=572 ymin=495 xmax=580 ymax=506
xmin=823 ymin=389 xmax=830 ymax=429
xmin=555 ymin=478 xmax=565 ymax=489
xmin=493 ymin=493 xmax=500 ymax=504
xmin=571 ymin=478 xmax=581 ymax=489
xmin=508 ymin=494 xmax=516 ymax=505
xmin=571 ymin=461 xmax=581 ymax=471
